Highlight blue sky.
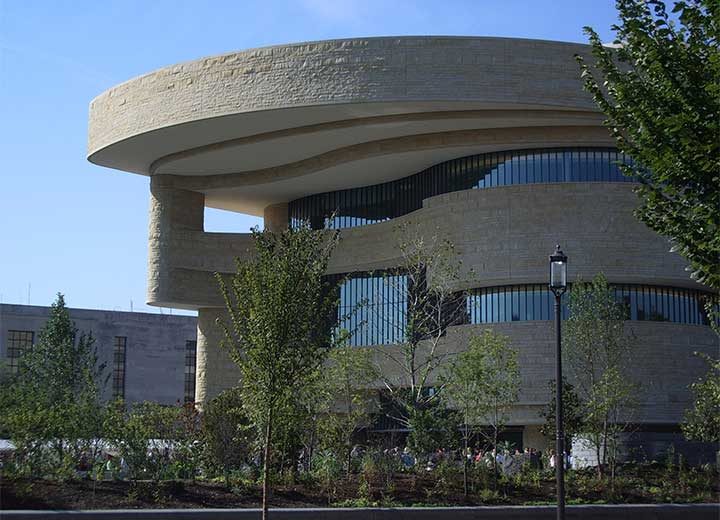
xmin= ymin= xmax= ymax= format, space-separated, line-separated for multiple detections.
xmin=0 ymin=0 xmax=619 ymax=315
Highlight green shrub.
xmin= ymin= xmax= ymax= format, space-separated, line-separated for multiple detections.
xmin=333 ymin=497 xmax=379 ymax=507
xmin=469 ymin=460 xmax=493 ymax=492
xmin=478 ymin=488 xmax=504 ymax=503
xmin=512 ymin=461 xmax=542 ymax=490
xmin=200 ymin=388 xmax=255 ymax=487
xmin=431 ymin=459 xmax=461 ymax=498
xmin=311 ymin=451 xmax=343 ymax=501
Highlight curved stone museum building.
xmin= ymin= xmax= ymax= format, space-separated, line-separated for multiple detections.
xmin=88 ymin=37 xmax=717 ymax=454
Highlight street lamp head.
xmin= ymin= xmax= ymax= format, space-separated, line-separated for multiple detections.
xmin=549 ymin=245 xmax=568 ymax=295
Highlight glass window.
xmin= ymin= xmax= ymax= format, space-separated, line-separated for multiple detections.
xmin=112 ymin=336 xmax=127 ymax=400
xmin=330 ymin=280 xmax=713 ymax=347
xmin=336 ymin=271 xmax=408 ymax=347
xmin=519 ymin=286 xmax=527 ymax=321
xmin=289 ymin=147 xmax=636 ymax=230
xmin=467 ymin=284 xmax=713 ymax=327
xmin=184 ymin=340 xmax=197 ymax=403
xmin=6 ymin=330 xmax=33 ymax=373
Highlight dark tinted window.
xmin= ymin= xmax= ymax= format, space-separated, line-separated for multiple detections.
xmin=336 ymin=272 xmax=408 ymax=347
xmin=468 ymin=284 xmax=711 ymax=326
xmin=290 ymin=147 xmax=634 ymax=230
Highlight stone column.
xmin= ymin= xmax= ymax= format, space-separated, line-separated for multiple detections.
xmin=263 ymin=202 xmax=289 ymax=232
xmin=195 ymin=307 xmax=242 ymax=405
xmin=147 ymin=177 xmax=205 ymax=306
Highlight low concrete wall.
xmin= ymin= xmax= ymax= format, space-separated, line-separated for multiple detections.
xmin=4 ymin=504 xmax=718 ymax=519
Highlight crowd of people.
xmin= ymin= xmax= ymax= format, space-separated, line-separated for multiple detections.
xmin=85 ymin=442 xmax=573 ymax=480
xmin=346 ymin=444 xmax=573 ymax=475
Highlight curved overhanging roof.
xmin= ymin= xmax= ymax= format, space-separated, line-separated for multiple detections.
xmin=87 ymin=36 xmax=611 ymax=216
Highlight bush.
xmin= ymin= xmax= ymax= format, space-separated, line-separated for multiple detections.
xmin=200 ymin=388 xmax=255 ymax=487
xmin=310 ymin=451 xmax=343 ymax=500
xmin=478 ymin=488 xmax=505 ymax=504
xmin=430 ymin=459 xmax=462 ymax=498
xmin=512 ymin=461 xmax=542 ymax=490
xmin=469 ymin=460 xmax=493 ymax=492
xmin=103 ymin=401 xmax=182 ymax=482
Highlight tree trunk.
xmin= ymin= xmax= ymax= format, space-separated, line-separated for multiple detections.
xmin=600 ymin=419 xmax=609 ymax=479
xmin=346 ymin=439 xmax=352 ymax=480
xmin=262 ymin=407 xmax=273 ymax=520
xmin=346 ymin=389 xmax=352 ymax=479
xmin=608 ymin=431 xmax=616 ymax=490
xmin=463 ymin=429 xmax=469 ymax=497
xmin=492 ymin=426 xmax=499 ymax=489
xmin=55 ymin=441 xmax=65 ymax=474
xmin=308 ymin=426 xmax=316 ymax=473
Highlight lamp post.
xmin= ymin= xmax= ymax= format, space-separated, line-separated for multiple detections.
xmin=549 ymin=245 xmax=568 ymax=520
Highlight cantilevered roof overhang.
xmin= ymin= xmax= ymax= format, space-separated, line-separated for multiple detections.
xmin=87 ymin=36 xmax=611 ymax=216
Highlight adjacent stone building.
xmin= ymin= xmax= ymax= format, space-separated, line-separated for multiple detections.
xmin=86 ymin=37 xmax=718 ymax=452
xmin=0 ymin=304 xmax=197 ymax=405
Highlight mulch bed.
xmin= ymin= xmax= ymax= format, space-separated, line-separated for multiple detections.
xmin=2 ymin=479 xmax=315 ymax=510
xmin=2 ymin=474 xmax=535 ymax=510
xmin=1 ymin=468 xmax=716 ymax=510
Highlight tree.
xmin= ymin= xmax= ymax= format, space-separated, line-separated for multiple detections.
xmin=442 ymin=329 xmax=520 ymax=491
xmin=378 ymin=223 xmax=470 ymax=451
xmin=270 ymin=380 xmax=323 ymax=477
xmin=318 ymin=345 xmax=379 ymax=477
xmin=681 ymin=353 xmax=720 ymax=443
xmin=539 ymin=378 xmax=586 ymax=446
xmin=0 ymin=293 xmax=106 ymax=478
xmin=216 ymin=225 xmax=340 ymax=520
xmin=404 ymin=399 xmax=459 ymax=458
xmin=201 ymin=388 xmax=255 ymax=487
xmin=577 ymin=0 xmax=719 ymax=290
xmin=171 ymin=401 xmax=202 ymax=481
xmin=563 ymin=274 xmax=638 ymax=479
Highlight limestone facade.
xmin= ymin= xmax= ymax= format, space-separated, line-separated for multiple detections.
xmin=87 ymin=37 xmax=718 ymax=450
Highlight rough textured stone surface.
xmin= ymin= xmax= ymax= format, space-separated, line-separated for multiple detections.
xmin=195 ymin=307 xmax=240 ymax=405
xmin=330 ymin=183 xmax=698 ymax=290
xmin=263 ymin=203 xmax=289 ymax=232
xmin=147 ymin=180 xmax=718 ymax=432
xmin=147 ymin=181 xmax=254 ymax=308
xmin=147 ymin=183 xmax=706 ymax=309
xmin=89 ymin=37 xmax=599 ymax=158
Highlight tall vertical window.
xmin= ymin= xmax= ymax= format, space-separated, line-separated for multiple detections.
xmin=6 ymin=330 xmax=34 ymax=373
xmin=335 ymin=271 xmax=408 ymax=347
xmin=112 ymin=336 xmax=127 ymax=400
xmin=184 ymin=340 xmax=197 ymax=403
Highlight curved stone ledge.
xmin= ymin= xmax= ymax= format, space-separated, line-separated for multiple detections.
xmin=149 ymin=109 xmax=604 ymax=176
xmin=328 ymin=183 xmax=701 ymax=291
xmin=89 ymin=37 xmax=599 ymax=168
xmin=147 ymin=182 xmax=708 ymax=309
xmin=168 ymin=126 xmax=614 ymax=193
xmin=193 ymin=303 xmax=717 ymax=422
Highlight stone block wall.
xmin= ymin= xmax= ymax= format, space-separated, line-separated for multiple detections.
xmin=148 ymin=181 xmax=717 ymax=426
xmin=0 ymin=304 xmax=197 ymax=405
